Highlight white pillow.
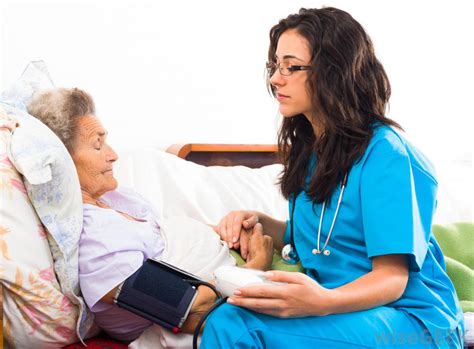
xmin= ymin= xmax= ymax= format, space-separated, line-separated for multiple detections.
xmin=114 ymin=147 xmax=288 ymax=225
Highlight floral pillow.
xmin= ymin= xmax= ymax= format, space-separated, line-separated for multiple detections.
xmin=0 ymin=108 xmax=79 ymax=347
xmin=1 ymin=62 xmax=96 ymax=343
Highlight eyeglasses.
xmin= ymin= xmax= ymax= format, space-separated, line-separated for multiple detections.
xmin=266 ymin=61 xmax=312 ymax=76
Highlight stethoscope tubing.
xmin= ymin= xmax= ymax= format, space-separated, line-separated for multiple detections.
xmin=283 ymin=173 xmax=347 ymax=263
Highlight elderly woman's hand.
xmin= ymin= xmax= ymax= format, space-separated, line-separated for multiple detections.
xmin=243 ymin=223 xmax=274 ymax=270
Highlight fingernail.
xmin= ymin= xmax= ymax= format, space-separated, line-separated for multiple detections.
xmin=227 ymin=298 xmax=235 ymax=304
xmin=232 ymin=236 xmax=238 ymax=243
xmin=233 ymin=290 xmax=242 ymax=296
xmin=228 ymin=242 xmax=233 ymax=248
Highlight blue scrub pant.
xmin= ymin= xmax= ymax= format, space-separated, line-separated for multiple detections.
xmin=200 ymin=304 xmax=462 ymax=348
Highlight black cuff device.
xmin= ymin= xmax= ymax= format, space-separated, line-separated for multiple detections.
xmin=114 ymin=258 xmax=200 ymax=333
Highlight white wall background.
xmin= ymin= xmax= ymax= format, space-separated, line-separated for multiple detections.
xmin=1 ymin=0 xmax=472 ymax=222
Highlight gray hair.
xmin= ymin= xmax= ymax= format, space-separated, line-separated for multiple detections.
xmin=27 ymin=87 xmax=96 ymax=151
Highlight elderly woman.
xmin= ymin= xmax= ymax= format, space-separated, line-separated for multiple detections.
xmin=27 ymin=87 xmax=274 ymax=342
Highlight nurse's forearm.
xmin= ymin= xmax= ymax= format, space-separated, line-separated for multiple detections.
xmin=255 ymin=212 xmax=287 ymax=251
xmin=326 ymin=254 xmax=409 ymax=314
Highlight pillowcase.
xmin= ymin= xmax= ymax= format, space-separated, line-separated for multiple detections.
xmin=0 ymin=108 xmax=79 ymax=347
xmin=1 ymin=62 xmax=95 ymax=341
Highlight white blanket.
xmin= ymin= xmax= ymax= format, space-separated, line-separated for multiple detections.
xmin=129 ymin=215 xmax=236 ymax=349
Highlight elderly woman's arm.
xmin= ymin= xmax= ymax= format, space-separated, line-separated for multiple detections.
xmin=99 ymin=283 xmax=217 ymax=334
xmin=99 ymin=225 xmax=274 ymax=333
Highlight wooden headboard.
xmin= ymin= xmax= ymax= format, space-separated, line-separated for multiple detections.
xmin=166 ymin=143 xmax=280 ymax=168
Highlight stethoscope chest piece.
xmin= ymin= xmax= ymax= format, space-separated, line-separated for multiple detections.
xmin=281 ymin=243 xmax=300 ymax=264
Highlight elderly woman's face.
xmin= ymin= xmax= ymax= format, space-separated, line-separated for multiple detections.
xmin=71 ymin=114 xmax=118 ymax=198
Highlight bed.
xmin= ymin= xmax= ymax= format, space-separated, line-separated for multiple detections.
xmin=120 ymin=143 xmax=288 ymax=349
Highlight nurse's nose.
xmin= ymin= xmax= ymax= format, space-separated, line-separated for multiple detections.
xmin=270 ymin=68 xmax=285 ymax=88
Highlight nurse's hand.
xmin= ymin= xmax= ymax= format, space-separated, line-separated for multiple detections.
xmin=214 ymin=210 xmax=259 ymax=258
xmin=227 ymin=270 xmax=333 ymax=317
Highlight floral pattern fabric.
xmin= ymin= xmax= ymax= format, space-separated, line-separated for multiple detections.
xmin=1 ymin=61 xmax=96 ymax=343
xmin=1 ymin=108 xmax=80 ymax=348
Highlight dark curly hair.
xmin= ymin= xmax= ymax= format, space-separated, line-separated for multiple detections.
xmin=268 ymin=7 xmax=402 ymax=203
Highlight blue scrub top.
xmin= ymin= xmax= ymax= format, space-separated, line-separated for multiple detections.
xmin=284 ymin=125 xmax=463 ymax=339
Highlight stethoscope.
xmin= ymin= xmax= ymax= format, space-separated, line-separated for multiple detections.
xmin=281 ymin=174 xmax=348 ymax=264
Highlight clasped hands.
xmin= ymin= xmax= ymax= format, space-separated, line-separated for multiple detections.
xmin=183 ymin=212 xmax=273 ymax=333
xmin=212 ymin=210 xmax=335 ymax=318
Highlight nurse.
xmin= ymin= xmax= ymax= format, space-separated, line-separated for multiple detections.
xmin=204 ymin=7 xmax=464 ymax=348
